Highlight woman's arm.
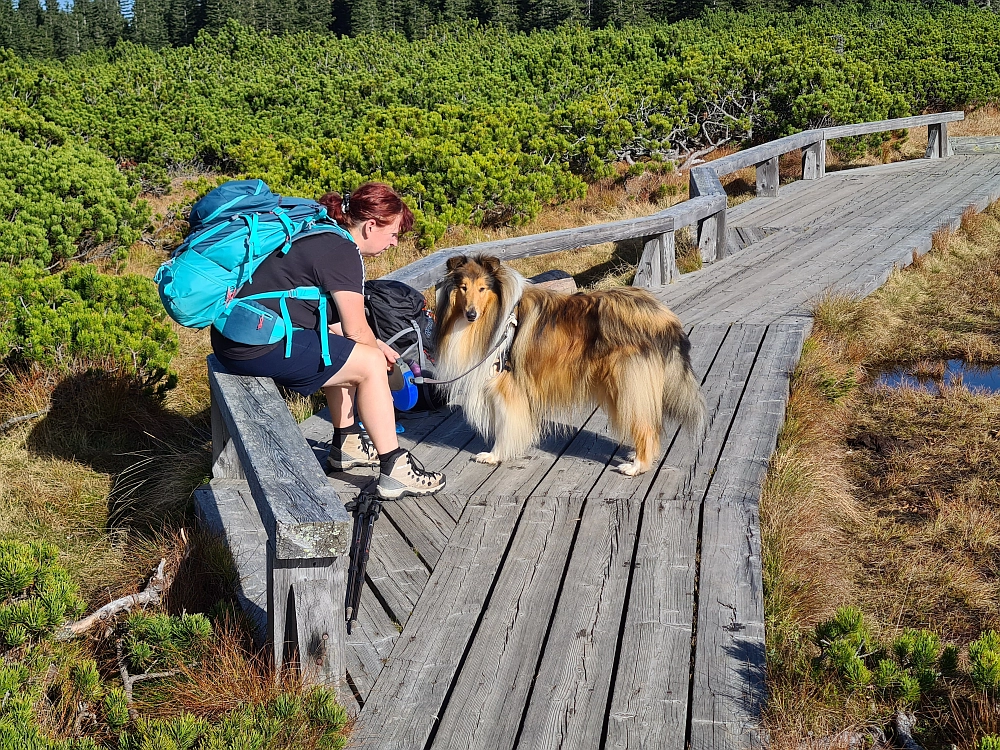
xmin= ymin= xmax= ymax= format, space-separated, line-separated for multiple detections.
xmin=330 ymin=291 xmax=398 ymax=367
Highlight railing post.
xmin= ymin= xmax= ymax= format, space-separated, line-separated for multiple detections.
xmin=802 ymin=139 xmax=826 ymax=179
xmin=755 ymin=156 xmax=779 ymax=197
xmin=635 ymin=231 xmax=677 ymax=288
xmin=690 ymin=168 xmax=727 ymax=263
xmin=926 ymin=122 xmax=950 ymax=159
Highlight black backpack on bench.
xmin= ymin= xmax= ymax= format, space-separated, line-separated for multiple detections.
xmin=363 ymin=280 xmax=443 ymax=410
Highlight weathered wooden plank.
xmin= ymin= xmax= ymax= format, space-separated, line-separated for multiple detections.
xmin=364 ymin=510 xmax=431 ymax=625
xmin=193 ymin=479 xmax=268 ymax=643
xmin=755 ymin=156 xmax=779 ymax=198
xmin=378 ymin=492 xmax=457 ymax=570
xmin=689 ymin=167 xmax=725 ymax=198
xmin=292 ymin=578 xmax=346 ymax=689
xmin=507 ymin=325 xmax=742 ymax=750
xmin=606 ymin=324 xmax=768 ymax=750
xmin=345 ymin=585 xmax=402 ymax=708
xmin=689 ymin=321 xmax=808 ymax=750
xmin=207 ymin=356 xmax=351 ymax=559
xmin=669 ymin=193 xmax=728 ymax=231
xmin=427 ymin=407 xmax=629 ymax=750
xmin=269 ymin=552 xmax=345 ymax=676
xmin=708 ymin=131 xmax=822 ymax=177
xmin=801 ymin=139 xmax=825 ymax=179
xmin=515 ymin=490 xmax=641 ymax=750
xmin=352 ymin=493 xmax=528 ymax=749
xmin=951 ymin=136 xmax=1000 ymax=155
xmin=634 ymin=232 xmax=676 ymax=288
xmin=384 ymin=213 xmax=673 ymax=290
xmin=824 ymin=111 xmax=963 ymax=140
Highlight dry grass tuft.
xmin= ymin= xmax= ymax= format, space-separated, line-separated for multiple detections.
xmin=138 ymin=624 xmax=289 ymax=720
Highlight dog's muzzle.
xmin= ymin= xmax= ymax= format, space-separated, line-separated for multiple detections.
xmin=465 ymin=309 xmax=478 ymax=322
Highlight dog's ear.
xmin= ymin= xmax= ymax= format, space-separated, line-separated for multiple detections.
xmin=481 ymin=256 xmax=501 ymax=274
xmin=446 ymin=255 xmax=468 ymax=272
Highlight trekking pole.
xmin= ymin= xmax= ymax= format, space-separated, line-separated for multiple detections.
xmin=344 ymin=493 xmax=382 ymax=635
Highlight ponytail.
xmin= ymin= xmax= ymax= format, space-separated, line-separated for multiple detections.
xmin=319 ymin=182 xmax=414 ymax=234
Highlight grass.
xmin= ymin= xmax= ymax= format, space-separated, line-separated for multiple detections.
xmin=763 ymin=199 xmax=1000 ymax=748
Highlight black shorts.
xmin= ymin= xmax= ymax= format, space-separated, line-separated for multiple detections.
xmin=213 ymin=328 xmax=355 ymax=395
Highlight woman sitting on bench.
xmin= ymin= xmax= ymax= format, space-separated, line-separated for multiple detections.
xmin=211 ymin=182 xmax=445 ymax=499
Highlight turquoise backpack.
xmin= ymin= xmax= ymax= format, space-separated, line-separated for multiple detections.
xmin=155 ymin=179 xmax=354 ymax=366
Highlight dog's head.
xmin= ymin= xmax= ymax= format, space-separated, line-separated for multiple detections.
xmin=443 ymin=254 xmax=501 ymax=323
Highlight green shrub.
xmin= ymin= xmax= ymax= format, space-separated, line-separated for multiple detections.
xmin=0 ymin=106 xmax=149 ymax=268
xmin=815 ymin=610 xmax=952 ymax=704
xmin=978 ymin=736 xmax=1000 ymax=750
xmin=970 ymin=630 xmax=1000 ymax=692
xmin=0 ymin=264 xmax=178 ymax=393
xmin=0 ymin=540 xmax=83 ymax=647
xmin=103 ymin=688 xmax=130 ymax=731
xmin=123 ymin=612 xmax=214 ymax=673
xmin=71 ymin=660 xmax=102 ymax=702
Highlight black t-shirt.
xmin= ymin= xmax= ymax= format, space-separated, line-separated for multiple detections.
xmin=211 ymin=231 xmax=365 ymax=360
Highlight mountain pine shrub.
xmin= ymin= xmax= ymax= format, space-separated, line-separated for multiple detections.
xmin=0 ymin=263 xmax=178 ymax=393
xmin=0 ymin=540 xmax=83 ymax=647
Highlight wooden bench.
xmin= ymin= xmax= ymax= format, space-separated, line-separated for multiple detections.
xmin=193 ymin=355 xmax=351 ymax=689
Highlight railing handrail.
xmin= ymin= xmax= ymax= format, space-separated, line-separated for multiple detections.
xmin=385 ymin=110 xmax=964 ymax=290
xmin=704 ymin=111 xmax=964 ymax=178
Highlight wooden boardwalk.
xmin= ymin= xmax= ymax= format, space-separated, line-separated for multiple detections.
xmin=293 ymin=147 xmax=1000 ymax=750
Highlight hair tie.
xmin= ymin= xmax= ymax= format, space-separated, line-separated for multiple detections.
xmin=341 ymin=192 xmax=351 ymax=216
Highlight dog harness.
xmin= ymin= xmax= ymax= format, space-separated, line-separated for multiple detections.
xmin=490 ymin=310 xmax=519 ymax=376
xmin=418 ymin=308 xmax=519 ymax=386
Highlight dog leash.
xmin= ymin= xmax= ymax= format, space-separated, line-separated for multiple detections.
xmin=415 ymin=310 xmax=518 ymax=386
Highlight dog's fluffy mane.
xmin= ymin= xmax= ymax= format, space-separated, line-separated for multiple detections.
xmin=434 ymin=255 xmax=528 ymax=440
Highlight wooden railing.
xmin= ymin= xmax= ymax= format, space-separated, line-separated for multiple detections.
xmin=386 ymin=111 xmax=964 ymax=290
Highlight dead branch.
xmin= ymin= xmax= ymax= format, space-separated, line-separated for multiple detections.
xmin=0 ymin=407 xmax=51 ymax=434
xmin=115 ymin=637 xmax=178 ymax=720
xmin=73 ymin=701 xmax=97 ymax=736
xmin=56 ymin=559 xmax=170 ymax=641
xmin=680 ymin=142 xmax=727 ymax=172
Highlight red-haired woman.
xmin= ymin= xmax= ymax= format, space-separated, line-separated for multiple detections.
xmin=211 ymin=182 xmax=445 ymax=499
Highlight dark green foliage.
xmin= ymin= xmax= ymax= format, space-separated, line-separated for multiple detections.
xmin=0 ymin=540 xmax=83 ymax=648
xmin=0 ymin=102 xmax=149 ymax=267
xmin=103 ymin=688 xmax=130 ymax=730
xmin=123 ymin=611 xmax=215 ymax=672
xmin=6 ymin=6 xmax=992 ymax=245
xmin=114 ymin=687 xmax=349 ymax=749
xmin=0 ymin=264 xmax=178 ymax=392
xmin=815 ymin=609 xmax=957 ymax=706
xmin=970 ymin=630 xmax=1000 ymax=692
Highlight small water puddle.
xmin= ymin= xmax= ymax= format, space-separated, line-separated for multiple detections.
xmin=876 ymin=360 xmax=1000 ymax=394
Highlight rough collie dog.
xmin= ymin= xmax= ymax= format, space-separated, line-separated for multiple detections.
xmin=434 ymin=254 xmax=705 ymax=476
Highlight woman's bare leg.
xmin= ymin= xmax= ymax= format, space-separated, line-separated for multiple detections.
xmin=326 ymin=385 xmax=356 ymax=429
xmin=322 ymin=344 xmax=398 ymax=455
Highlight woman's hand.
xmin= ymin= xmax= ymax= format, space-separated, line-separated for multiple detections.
xmin=376 ymin=340 xmax=399 ymax=370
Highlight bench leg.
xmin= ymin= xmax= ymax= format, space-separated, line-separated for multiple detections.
xmin=268 ymin=551 xmax=347 ymax=691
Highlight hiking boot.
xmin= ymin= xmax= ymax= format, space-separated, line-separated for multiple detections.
xmin=377 ymin=451 xmax=446 ymax=499
xmin=327 ymin=431 xmax=379 ymax=471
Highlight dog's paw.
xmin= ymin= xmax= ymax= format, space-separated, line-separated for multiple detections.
xmin=474 ymin=451 xmax=500 ymax=465
xmin=615 ymin=460 xmax=647 ymax=476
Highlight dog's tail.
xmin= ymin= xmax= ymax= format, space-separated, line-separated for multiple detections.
xmin=661 ymin=329 xmax=706 ymax=436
